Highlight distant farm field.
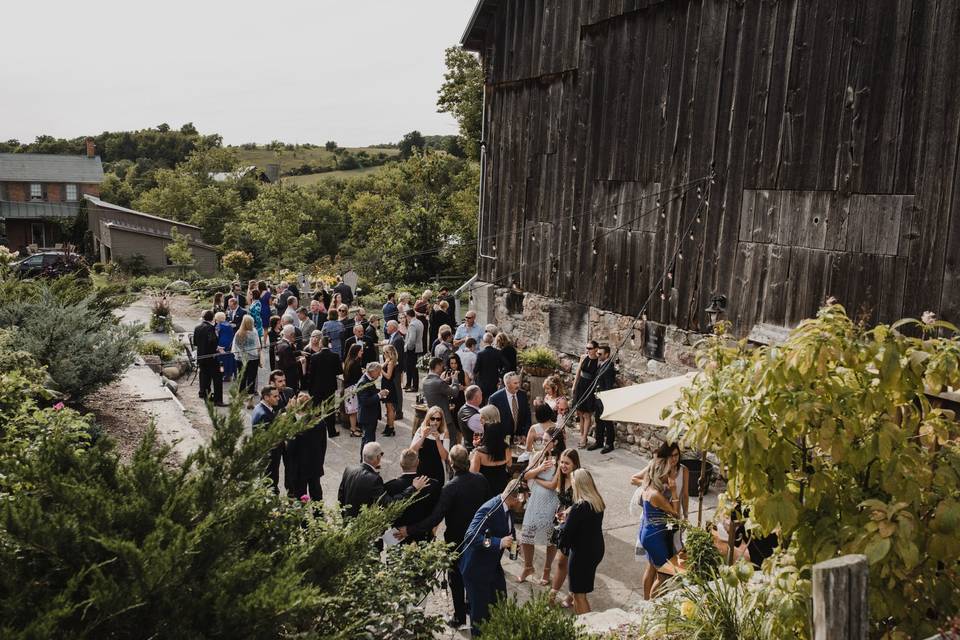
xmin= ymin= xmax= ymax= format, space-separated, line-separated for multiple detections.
xmin=281 ymin=164 xmax=390 ymax=186
xmin=229 ymin=146 xmax=399 ymax=173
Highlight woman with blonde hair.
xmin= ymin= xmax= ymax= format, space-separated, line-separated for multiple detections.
xmin=411 ymin=405 xmax=449 ymax=486
xmin=381 ymin=344 xmax=400 ymax=435
xmin=542 ymin=375 xmax=566 ymax=413
xmin=232 ymin=314 xmax=260 ymax=400
xmin=638 ymin=456 xmax=680 ymax=599
xmin=495 ymin=332 xmax=518 ymax=375
xmin=558 ymin=468 xmax=606 ymax=614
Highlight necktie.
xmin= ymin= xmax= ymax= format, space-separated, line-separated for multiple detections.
xmin=511 ymin=394 xmax=519 ymax=426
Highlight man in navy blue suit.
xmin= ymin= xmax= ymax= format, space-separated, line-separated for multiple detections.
xmin=458 ymin=479 xmax=527 ymax=636
xmin=487 ymin=372 xmax=531 ymax=442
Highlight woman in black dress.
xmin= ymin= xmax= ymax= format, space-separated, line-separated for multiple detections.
xmin=381 ymin=344 xmax=400 ymax=436
xmin=495 ymin=333 xmax=518 ymax=374
xmin=284 ymin=392 xmax=326 ymax=501
xmin=557 ymin=468 xmax=605 ymax=614
xmin=267 ymin=316 xmax=282 ymax=372
xmin=410 ymin=405 xmax=449 ymax=486
xmin=572 ymin=340 xmax=600 ymax=448
xmin=343 ymin=344 xmax=364 ymax=438
xmin=446 ymin=352 xmax=468 ymax=415
xmin=469 ymin=404 xmax=510 ymax=498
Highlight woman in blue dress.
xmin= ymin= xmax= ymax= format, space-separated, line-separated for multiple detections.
xmin=639 ymin=456 xmax=680 ymax=599
xmin=214 ymin=311 xmax=237 ymax=382
xmin=321 ymin=308 xmax=345 ymax=358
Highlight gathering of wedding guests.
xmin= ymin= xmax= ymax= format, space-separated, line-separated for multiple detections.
xmin=189 ymin=276 xmax=742 ymax=635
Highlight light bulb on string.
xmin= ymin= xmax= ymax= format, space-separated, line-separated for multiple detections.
xmin=678 ymin=251 xmax=684 ymax=260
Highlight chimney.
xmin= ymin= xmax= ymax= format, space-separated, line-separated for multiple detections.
xmin=85 ymin=137 xmax=95 ymax=158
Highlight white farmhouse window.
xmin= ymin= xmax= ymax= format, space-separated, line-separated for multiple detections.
xmin=30 ymin=183 xmax=43 ymax=200
xmin=65 ymin=184 xmax=78 ymax=201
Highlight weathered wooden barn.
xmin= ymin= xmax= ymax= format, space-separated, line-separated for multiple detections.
xmin=462 ymin=0 xmax=960 ymax=341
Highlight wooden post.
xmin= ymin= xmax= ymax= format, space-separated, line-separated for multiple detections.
xmin=812 ymin=555 xmax=869 ymax=640
xmin=696 ymin=450 xmax=707 ymax=526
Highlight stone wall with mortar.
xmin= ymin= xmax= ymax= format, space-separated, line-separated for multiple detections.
xmin=474 ymin=283 xmax=702 ymax=457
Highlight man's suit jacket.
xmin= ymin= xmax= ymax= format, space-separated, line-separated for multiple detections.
xmin=488 ymin=388 xmax=531 ymax=438
xmin=422 ymin=372 xmax=459 ymax=430
xmin=300 ymin=318 xmax=317 ymax=342
xmin=228 ymin=306 xmax=247 ymax=330
xmin=306 ymin=347 xmax=342 ymax=402
xmin=193 ymin=321 xmax=219 ymax=370
xmin=384 ymin=473 xmax=441 ymax=543
xmin=473 ymin=346 xmax=502 ymax=399
xmin=408 ymin=471 xmax=490 ymax=544
xmin=276 ymin=338 xmax=301 ymax=390
xmin=356 ymin=374 xmax=381 ymax=425
xmin=337 ymin=463 xmax=414 ymax=519
xmin=388 ymin=330 xmax=405 ymax=356
xmin=333 ymin=282 xmax=354 ymax=305
xmin=458 ymin=495 xmax=515 ymax=580
xmin=251 ymin=401 xmax=276 ymax=431
xmin=344 ymin=335 xmax=378 ymax=365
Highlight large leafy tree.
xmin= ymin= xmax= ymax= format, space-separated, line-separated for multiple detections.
xmin=437 ymin=46 xmax=483 ymax=160
xmin=670 ymin=305 xmax=960 ymax=638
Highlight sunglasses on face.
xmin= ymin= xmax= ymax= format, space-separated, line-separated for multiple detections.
xmin=429 ymin=417 xmax=442 ymax=422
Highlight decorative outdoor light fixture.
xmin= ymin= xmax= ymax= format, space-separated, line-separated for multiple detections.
xmin=705 ymin=294 xmax=727 ymax=326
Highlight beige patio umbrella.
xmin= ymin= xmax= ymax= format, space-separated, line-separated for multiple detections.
xmin=597 ymin=371 xmax=698 ymax=426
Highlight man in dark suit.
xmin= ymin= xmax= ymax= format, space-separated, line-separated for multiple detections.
xmin=193 ymin=310 xmax=225 ymax=405
xmin=458 ymin=479 xmax=527 ymax=636
xmin=276 ymin=325 xmax=302 ymax=392
xmin=251 ymin=384 xmax=282 ymax=493
xmin=472 ymin=332 xmax=501 ymax=404
xmin=305 ymin=336 xmax=342 ymax=438
xmin=398 ymin=445 xmax=489 ymax=630
xmin=422 ymin=357 xmax=461 ymax=444
xmin=226 ymin=296 xmax=247 ymax=330
xmin=488 ymin=372 xmax=531 ymax=441
xmin=343 ymin=323 xmax=378 ymax=365
xmin=590 ymin=344 xmax=618 ymax=454
xmin=333 ymin=275 xmax=354 ymax=306
xmin=338 ymin=441 xmax=428 ymax=519
xmin=356 ymin=362 xmax=389 ymax=459
xmin=384 ymin=448 xmax=441 ymax=544
xmin=382 ymin=291 xmax=399 ymax=324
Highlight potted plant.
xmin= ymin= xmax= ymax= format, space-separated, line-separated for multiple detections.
xmin=517 ymin=346 xmax=560 ymax=377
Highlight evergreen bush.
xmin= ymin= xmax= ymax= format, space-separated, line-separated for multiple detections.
xmin=479 ymin=594 xmax=593 ymax=640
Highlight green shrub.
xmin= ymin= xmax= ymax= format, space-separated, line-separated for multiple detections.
xmin=192 ymin=277 xmax=233 ymax=298
xmin=113 ymin=253 xmax=153 ymax=276
xmin=138 ymin=339 xmax=178 ymax=362
xmin=683 ymin=526 xmax=724 ymax=582
xmin=0 ymin=388 xmax=451 ymax=638
xmin=128 ymin=274 xmax=175 ymax=292
xmin=518 ymin=345 xmax=561 ymax=372
xmin=479 ymin=594 xmax=592 ymax=640
xmin=0 ymin=279 xmax=140 ymax=401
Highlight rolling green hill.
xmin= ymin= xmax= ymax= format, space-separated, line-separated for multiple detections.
xmin=229 ymin=145 xmax=399 ymax=175
xmin=281 ymin=164 xmax=390 ymax=186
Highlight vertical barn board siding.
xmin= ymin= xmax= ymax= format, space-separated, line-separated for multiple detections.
xmin=469 ymin=0 xmax=956 ymax=338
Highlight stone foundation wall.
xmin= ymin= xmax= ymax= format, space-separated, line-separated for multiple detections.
xmin=474 ymin=283 xmax=703 ymax=457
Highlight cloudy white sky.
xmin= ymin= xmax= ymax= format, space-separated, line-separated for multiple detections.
xmin=3 ymin=0 xmax=478 ymax=146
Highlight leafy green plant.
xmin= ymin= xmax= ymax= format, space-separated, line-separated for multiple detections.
xmin=191 ymin=277 xmax=233 ymax=298
xmin=669 ymin=305 xmax=960 ymax=637
xmin=114 ymin=253 xmax=153 ymax=276
xmin=149 ymin=296 xmax=174 ymax=333
xmin=479 ymin=593 xmax=593 ymax=640
xmin=518 ymin=346 xmax=560 ymax=372
xmin=138 ymin=339 xmax=178 ymax=362
xmin=683 ymin=526 xmax=723 ymax=582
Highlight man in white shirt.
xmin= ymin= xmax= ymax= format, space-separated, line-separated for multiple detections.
xmin=458 ymin=337 xmax=478 ymax=380
xmin=453 ymin=310 xmax=484 ymax=348
xmin=282 ymin=296 xmax=301 ymax=329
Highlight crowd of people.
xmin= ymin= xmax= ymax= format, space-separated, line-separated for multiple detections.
xmin=190 ymin=276 xmax=763 ymax=636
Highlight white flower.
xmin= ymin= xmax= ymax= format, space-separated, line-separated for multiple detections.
xmin=921 ymin=311 xmax=937 ymax=325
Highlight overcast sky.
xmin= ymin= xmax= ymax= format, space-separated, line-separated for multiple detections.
xmin=3 ymin=0 xmax=477 ymax=147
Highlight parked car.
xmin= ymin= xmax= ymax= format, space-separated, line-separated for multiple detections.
xmin=14 ymin=251 xmax=89 ymax=279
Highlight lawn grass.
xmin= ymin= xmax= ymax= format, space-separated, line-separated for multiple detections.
xmin=280 ymin=164 xmax=390 ymax=186
xmin=229 ymin=146 xmax=398 ymax=174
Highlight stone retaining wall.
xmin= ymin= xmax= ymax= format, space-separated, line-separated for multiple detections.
xmin=476 ymin=283 xmax=704 ymax=456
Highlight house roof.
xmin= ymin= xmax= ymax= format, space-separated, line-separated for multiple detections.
xmin=0 ymin=200 xmax=81 ymax=219
xmin=210 ymin=166 xmax=259 ymax=182
xmin=0 ymin=153 xmax=104 ymax=183
xmin=461 ymin=0 xmax=502 ymax=51
xmin=102 ymin=220 xmax=218 ymax=251
xmin=84 ymin=194 xmax=201 ymax=230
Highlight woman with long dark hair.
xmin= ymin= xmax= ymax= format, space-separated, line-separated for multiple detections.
xmin=342 ymin=343 xmax=364 ymax=438
xmin=548 ymin=448 xmax=581 ymax=607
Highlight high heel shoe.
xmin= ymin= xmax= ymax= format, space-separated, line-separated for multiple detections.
xmin=516 ymin=566 xmax=534 ymax=583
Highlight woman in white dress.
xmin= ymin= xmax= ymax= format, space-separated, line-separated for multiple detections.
xmin=525 ymin=402 xmax=556 ymax=453
xmin=517 ymin=425 xmax=566 ymax=585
